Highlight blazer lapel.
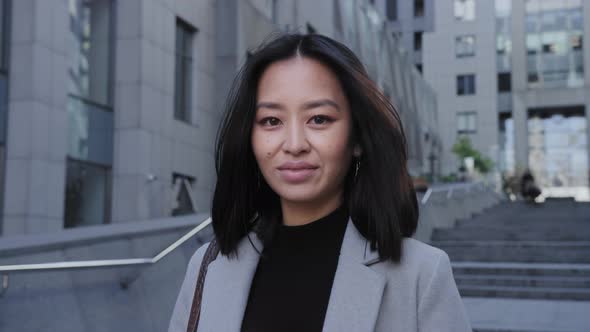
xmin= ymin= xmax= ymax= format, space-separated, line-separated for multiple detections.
xmin=196 ymin=234 xmax=263 ymax=332
xmin=322 ymin=218 xmax=387 ymax=332
xmin=196 ymin=218 xmax=386 ymax=332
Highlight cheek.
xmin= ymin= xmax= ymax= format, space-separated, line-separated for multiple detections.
xmin=318 ymin=129 xmax=353 ymax=170
xmin=251 ymin=131 xmax=275 ymax=164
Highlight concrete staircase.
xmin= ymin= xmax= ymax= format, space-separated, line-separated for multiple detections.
xmin=431 ymin=198 xmax=590 ymax=301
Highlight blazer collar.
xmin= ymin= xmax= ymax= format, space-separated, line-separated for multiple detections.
xmin=197 ymin=217 xmax=386 ymax=332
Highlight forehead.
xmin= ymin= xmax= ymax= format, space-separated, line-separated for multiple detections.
xmin=256 ymin=56 xmax=347 ymax=104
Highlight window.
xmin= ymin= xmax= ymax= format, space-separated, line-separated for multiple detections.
xmin=414 ymin=32 xmax=423 ymax=51
xmin=416 ymin=64 xmax=423 ymax=73
xmin=174 ymin=18 xmax=196 ymax=123
xmin=171 ymin=173 xmax=196 ymax=216
xmin=457 ymin=74 xmax=476 ymax=95
xmin=66 ymin=0 xmax=114 ymax=228
xmin=455 ymin=35 xmax=475 ymax=57
xmin=414 ymin=0 xmax=424 ymax=17
xmin=0 ymin=0 xmax=9 ymax=71
xmin=386 ymin=0 xmax=397 ymax=21
xmin=64 ymin=158 xmax=112 ymax=228
xmin=457 ymin=112 xmax=477 ymax=134
xmin=498 ymin=72 xmax=511 ymax=92
xmin=525 ymin=0 xmax=584 ymax=88
xmin=454 ymin=0 xmax=475 ymax=21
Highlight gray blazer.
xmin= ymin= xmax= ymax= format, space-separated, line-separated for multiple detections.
xmin=169 ymin=218 xmax=472 ymax=332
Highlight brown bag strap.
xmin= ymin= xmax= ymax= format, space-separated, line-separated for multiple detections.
xmin=186 ymin=240 xmax=220 ymax=332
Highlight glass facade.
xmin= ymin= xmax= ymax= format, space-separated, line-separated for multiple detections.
xmin=528 ymin=108 xmax=588 ymax=191
xmin=455 ymin=35 xmax=475 ymax=57
xmin=525 ymin=0 xmax=584 ymax=88
xmin=65 ymin=0 xmax=114 ymax=227
xmin=174 ymin=18 xmax=196 ymax=123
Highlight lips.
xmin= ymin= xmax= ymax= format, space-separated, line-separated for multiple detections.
xmin=277 ymin=161 xmax=318 ymax=183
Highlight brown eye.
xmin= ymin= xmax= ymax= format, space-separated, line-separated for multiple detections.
xmin=260 ymin=117 xmax=281 ymax=127
xmin=310 ymin=115 xmax=332 ymax=125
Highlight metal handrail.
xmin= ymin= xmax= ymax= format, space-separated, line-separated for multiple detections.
xmin=420 ymin=181 xmax=485 ymax=205
xmin=0 ymin=217 xmax=212 ymax=274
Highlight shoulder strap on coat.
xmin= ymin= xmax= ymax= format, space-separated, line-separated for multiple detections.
xmin=186 ymin=239 xmax=220 ymax=332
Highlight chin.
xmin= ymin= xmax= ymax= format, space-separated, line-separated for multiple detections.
xmin=273 ymin=186 xmax=323 ymax=203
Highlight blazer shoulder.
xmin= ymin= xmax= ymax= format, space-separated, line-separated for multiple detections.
xmin=401 ymin=237 xmax=448 ymax=266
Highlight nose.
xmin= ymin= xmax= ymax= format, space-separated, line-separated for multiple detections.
xmin=282 ymin=121 xmax=310 ymax=155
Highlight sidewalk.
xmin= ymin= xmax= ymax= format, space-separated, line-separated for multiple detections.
xmin=464 ymin=297 xmax=590 ymax=332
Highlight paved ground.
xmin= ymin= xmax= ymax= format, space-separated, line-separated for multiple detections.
xmin=464 ymin=297 xmax=590 ymax=332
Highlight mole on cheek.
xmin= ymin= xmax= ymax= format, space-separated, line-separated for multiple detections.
xmin=266 ymin=152 xmax=271 ymax=157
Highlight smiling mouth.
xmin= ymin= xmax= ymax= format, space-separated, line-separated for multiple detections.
xmin=277 ymin=167 xmax=318 ymax=183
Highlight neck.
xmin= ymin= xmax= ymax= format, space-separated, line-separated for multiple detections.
xmin=280 ymin=192 xmax=343 ymax=226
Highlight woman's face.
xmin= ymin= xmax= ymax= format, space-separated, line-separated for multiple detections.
xmin=252 ymin=56 xmax=357 ymax=206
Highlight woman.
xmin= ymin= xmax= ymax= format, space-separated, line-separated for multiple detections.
xmin=169 ymin=33 xmax=472 ymax=332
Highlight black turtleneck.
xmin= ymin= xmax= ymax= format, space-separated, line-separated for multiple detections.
xmin=241 ymin=204 xmax=349 ymax=332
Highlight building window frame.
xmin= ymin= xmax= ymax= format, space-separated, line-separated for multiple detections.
xmin=454 ymin=0 xmax=476 ymax=21
xmin=456 ymin=74 xmax=476 ymax=95
xmin=457 ymin=111 xmax=477 ymax=134
xmin=455 ymin=35 xmax=476 ymax=58
xmin=65 ymin=0 xmax=115 ymax=228
xmin=498 ymin=72 xmax=512 ymax=92
xmin=414 ymin=0 xmax=425 ymax=17
xmin=171 ymin=173 xmax=197 ymax=216
xmin=174 ymin=18 xmax=197 ymax=123
xmin=64 ymin=157 xmax=113 ymax=228
xmin=386 ymin=0 xmax=397 ymax=21
xmin=414 ymin=31 xmax=423 ymax=51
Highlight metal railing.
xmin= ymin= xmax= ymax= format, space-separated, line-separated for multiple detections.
xmin=420 ymin=181 xmax=486 ymax=205
xmin=0 ymin=217 xmax=212 ymax=296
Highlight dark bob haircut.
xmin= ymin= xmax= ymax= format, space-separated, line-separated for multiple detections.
xmin=212 ymin=33 xmax=418 ymax=263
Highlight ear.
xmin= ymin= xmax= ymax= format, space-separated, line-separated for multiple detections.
xmin=353 ymin=144 xmax=362 ymax=157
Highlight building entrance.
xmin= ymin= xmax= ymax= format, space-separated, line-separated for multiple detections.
xmin=528 ymin=106 xmax=588 ymax=201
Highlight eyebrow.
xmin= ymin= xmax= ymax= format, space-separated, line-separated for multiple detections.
xmin=256 ymin=99 xmax=341 ymax=112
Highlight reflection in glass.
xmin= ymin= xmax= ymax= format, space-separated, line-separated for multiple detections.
xmin=66 ymin=0 xmax=113 ymax=227
xmin=67 ymin=97 xmax=113 ymax=166
xmin=68 ymin=0 xmax=112 ymax=105
xmin=454 ymin=0 xmax=475 ymax=21
xmin=525 ymin=0 xmax=584 ymax=88
xmin=456 ymin=35 xmax=475 ymax=57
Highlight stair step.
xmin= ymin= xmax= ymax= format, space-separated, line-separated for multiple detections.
xmin=454 ymin=274 xmax=590 ymax=288
xmin=433 ymin=241 xmax=590 ymax=263
xmin=458 ymin=285 xmax=590 ymax=301
xmin=451 ymin=262 xmax=590 ymax=277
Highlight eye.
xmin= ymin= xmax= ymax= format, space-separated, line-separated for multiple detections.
xmin=259 ymin=117 xmax=281 ymax=127
xmin=309 ymin=115 xmax=333 ymax=126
